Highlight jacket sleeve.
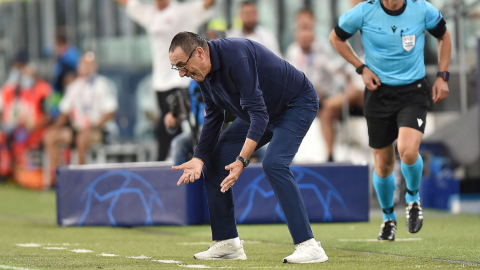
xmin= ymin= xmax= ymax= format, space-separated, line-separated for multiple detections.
xmin=192 ymin=89 xmax=224 ymax=162
xmin=230 ymin=56 xmax=268 ymax=143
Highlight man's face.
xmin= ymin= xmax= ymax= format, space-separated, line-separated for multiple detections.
xmin=155 ymin=0 xmax=169 ymax=9
xmin=240 ymin=4 xmax=258 ymax=32
xmin=296 ymin=13 xmax=315 ymax=31
xmin=169 ymin=47 xmax=207 ymax=82
xmin=77 ymin=53 xmax=97 ymax=77
xmin=297 ymin=28 xmax=314 ymax=53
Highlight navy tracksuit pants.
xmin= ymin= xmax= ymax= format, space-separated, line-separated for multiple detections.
xmin=202 ymin=96 xmax=318 ymax=244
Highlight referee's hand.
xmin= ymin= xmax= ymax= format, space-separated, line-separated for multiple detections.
xmin=173 ymin=158 xmax=204 ymax=186
xmin=362 ymin=67 xmax=381 ymax=91
xmin=432 ymin=77 xmax=449 ymax=104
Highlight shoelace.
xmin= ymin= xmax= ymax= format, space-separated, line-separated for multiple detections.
xmin=208 ymin=240 xmax=230 ymax=250
xmin=293 ymin=241 xmax=317 ymax=255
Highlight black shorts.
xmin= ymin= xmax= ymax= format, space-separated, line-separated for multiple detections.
xmin=363 ymin=77 xmax=431 ymax=149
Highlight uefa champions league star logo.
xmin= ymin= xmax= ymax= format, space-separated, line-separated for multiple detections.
xmin=77 ymin=171 xmax=166 ymax=226
xmin=236 ymin=167 xmax=349 ymax=223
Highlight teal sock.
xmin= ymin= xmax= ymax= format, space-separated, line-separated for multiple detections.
xmin=373 ymin=171 xmax=397 ymax=221
xmin=401 ymin=154 xmax=423 ymax=204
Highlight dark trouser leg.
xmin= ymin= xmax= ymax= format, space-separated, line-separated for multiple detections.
xmin=156 ymin=89 xmax=182 ymax=161
xmin=203 ymin=118 xmax=271 ymax=240
xmin=262 ymin=97 xmax=318 ymax=244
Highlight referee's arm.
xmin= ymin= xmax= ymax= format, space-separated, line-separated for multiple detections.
xmin=329 ymin=29 xmax=381 ymax=91
xmin=432 ymin=28 xmax=451 ymax=104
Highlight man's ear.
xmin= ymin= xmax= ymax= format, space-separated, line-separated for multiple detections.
xmin=197 ymin=47 xmax=206 ymax=60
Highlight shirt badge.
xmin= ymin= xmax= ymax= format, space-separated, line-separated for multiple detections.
xmin=402 ymin=34 xmax=415 ymax=52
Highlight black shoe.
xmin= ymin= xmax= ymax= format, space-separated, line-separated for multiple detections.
xmin=378 ymin=219 xmax=396 ymax=241
xmin=406 ymin=201 xmax=423 ymax=233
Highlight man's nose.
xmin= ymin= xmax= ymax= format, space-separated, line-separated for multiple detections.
xmin=179 ymin=69 xmax=187 ymax=77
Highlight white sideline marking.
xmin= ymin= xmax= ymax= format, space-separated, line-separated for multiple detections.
xmin=126 ymin=255 xmax=151 ymax=259
xmin=46 ymin=243 xmax=79 ymax=246
xmin=152 ymin=259 xmax=182 ymax=264
xmin=178 ymin=265 xmax=211 ymax=269
xmin=177 ymin=242 xmax=212 ymax=246
xmin=15 ymin=243 xmax=41 ymax=247
xmin=339 ymin=238 xmax=422 ymax=242
xmin=71 ymin=249 xmax=93 ymax=253
xmin=0 ymin=265 xmax=38 ymax=270
xmin=42 ymin=247 xmax=66 ymax=250
xmin=98 ymin=253 xmax=118 ymax=257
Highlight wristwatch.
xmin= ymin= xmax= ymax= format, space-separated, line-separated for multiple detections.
xmin=437 ymin=71 xmax=450 ymax=82
xmin=356 ymin=64 xmax=367 ymax=75
xmin=236 ymin=156 xmax=250 ymax=168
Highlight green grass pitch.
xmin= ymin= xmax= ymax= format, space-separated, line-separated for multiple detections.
xmin=0 ymin=183 xmax=479 ymax=269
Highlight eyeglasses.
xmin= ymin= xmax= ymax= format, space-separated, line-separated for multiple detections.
xmin=171 ymin=48 xmax=196 ymax=71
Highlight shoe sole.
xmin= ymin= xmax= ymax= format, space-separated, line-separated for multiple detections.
xmin=194 ymin=254 xmax=247 ymax=260
xmin=407 ymin=220 xmax=423 ymax=234
xmin=283 ymin=255 xmax=329 ymax=264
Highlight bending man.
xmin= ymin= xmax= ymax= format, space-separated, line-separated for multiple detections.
xmin=170 ymin=32 xmax=328 ymax=264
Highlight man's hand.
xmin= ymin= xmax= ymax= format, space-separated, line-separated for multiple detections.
xmin=172 ymin=158 xmax=204 ymax=185
xmin=362 ymin=67 xmax=381 ymax=91
xmin=432 ymin=77 xmax=449 ymax=104
xmin=220 ymin=160 xmax=244 ymax=193
xmin=164 ymin=112 xmax=178 ymax=128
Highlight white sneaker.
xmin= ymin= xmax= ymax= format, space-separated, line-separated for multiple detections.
xmin=194 ymin=237 xmax=247 ymax=260
xmin=283 ymin=238 xmax=328 ymax=264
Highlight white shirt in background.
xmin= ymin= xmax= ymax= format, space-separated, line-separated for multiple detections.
xmin=227 ymin=26 xmax=282 ymax=57
xmin=60 ymin=75 xmax=118 ymax=131
xmin=126 ymin=0 xmax=212 ymax=92
xmin=285 ymin=37 xmax=364 ymax=97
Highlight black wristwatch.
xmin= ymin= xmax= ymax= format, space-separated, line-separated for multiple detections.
xmin=437 ymin=71 xmax=450 ymax=82
xmin=356 ymin=64 xmax=367 ymax=75
xmin=236 ymin=156 xmax=250 ymax=168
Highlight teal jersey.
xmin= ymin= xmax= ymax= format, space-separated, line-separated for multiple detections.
xmin=337 ymin=0 xmax=445 ymax=86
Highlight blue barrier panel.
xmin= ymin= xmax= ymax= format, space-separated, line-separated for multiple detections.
xmin=232 ymin=164 xmax=369 ymax=224
xmin=56 ymin=163 xmax=369 ymax=226
xmin=56 ymin=164 xmax=204 ymax=226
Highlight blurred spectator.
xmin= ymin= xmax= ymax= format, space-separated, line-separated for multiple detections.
xmin=3 ymin=52 xmax=28 ymax=88
xmin=227 ymin=0 xmax=282 ymax=56
xmin=168 ymin=81 xmax=204 ymax=165
xmin=114 ymin=0 xmax=215 ymax=161
xmin=43 ymin=53 xmax=117 ymax=180
xmin=52 ymin=30 xmax=81 ymax=95
xmin=0 ymin=63 xmax=52 ymax=177
xmin=286 ymin=9 xmax=364 ymax=162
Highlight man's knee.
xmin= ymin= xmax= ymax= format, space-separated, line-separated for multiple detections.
xmin=398 ymin=145 xmax=419 ymax=165
xmin=75 ymin=132 xmax=89 ymax=150
xmin=262 ymin=155 xmax=285 ymax=176
xmin=375 ymin=159 xmax=395 ymax=177
xmin=43 ymin=128 xmax=59 ymax=147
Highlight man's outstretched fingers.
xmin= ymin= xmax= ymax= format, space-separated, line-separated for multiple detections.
xmin=177 ymin=177 xmax=184 ymax=186
xmin=172 ymin=164 xmax=184 ymax=170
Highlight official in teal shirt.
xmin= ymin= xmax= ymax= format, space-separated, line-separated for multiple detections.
xmin=330 ymin=0 xmax=451 ymax=241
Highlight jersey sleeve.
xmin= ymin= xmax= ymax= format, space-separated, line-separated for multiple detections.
xmin=100 ymin=79 xmax=118 ymax=114
xmin=126 ymin=0 xmax=155 ymax=29
xmin=336 ymin=3 xmax=364 ymax=41
xmin=425 ymin=1 xmax=446 ymax=38
xmin=425 ymin=1 xmax=442 ymax=30
xmin=181 ymin=1 xmax=212 ymax=27
xmin=59 ymin=85 xmax=74 ymax=114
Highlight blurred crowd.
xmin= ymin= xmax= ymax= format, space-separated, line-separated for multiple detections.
xmin=0 ymin=0 xmax=365 ymax=189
